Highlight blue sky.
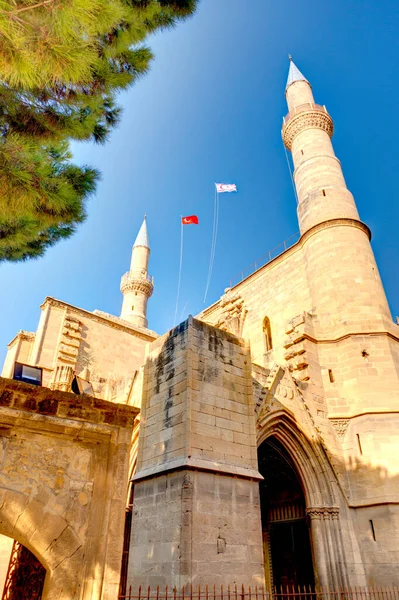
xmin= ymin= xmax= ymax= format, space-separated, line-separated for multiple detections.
xmin=1 ymin=0 xmax=399 ymax=365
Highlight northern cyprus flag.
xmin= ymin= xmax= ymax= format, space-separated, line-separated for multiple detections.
xmin=215 ymin=183 xmax=237 ymax=193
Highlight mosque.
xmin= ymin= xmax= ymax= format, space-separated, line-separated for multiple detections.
xmin=1 ymin=59 xmax=399 ymax=599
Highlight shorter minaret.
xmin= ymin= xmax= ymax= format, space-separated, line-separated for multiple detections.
xmin=120 ymin=217 xmax=154 ymax=328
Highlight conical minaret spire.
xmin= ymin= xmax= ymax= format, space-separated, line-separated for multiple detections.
xmin=286 ymin=55 xmax=309 ymax=92
xmin=133 ymin=215 xmax=150 ymax=250
xmin=120 ymin=216 xmax=154 ymax=328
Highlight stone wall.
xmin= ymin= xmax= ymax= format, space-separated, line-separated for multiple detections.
xmin=128 ymin=317 xmax=264 ymax=590
xmin=0 ymin=377 xmax=138 ymax=600
xmin=2 ymin=297 xmax=157 ymax=403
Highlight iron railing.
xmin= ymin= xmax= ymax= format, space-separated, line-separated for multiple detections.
xmin=121 ymin=271 xmax=154 ymax=286
xmin=228 ymin=232 xmax=300 ymax=288
xmin=283 ymin=103 xmax=329 ymax=125
xmin=119 ymin=586 xmax=399 ymax=600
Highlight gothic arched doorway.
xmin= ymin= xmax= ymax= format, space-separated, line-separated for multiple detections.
xmin=258 ymin=437 xmax=315 ymax=590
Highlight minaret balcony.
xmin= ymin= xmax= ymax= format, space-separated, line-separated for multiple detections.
xmin=282 ymin=103 xmax=334 ymax=150
xmin=120 ymin=270 xmax=154 ymax=297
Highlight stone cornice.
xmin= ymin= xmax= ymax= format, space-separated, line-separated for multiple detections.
xmin=329 ymin=410 xmax=399 ymax=421
xmin=40 ymin=297 xmax=158 ymax=342
xmin=7 ymin=330 xmax=36 ymax=348
xmin=301 ymin=217 xmax=371 ymax=242
xmin=132 ymin=456 xmax=263 ymax=483
xmin=295 ymin=329 xmax=399 ymax=346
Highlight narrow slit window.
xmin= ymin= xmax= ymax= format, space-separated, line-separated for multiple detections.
xmin=369 ymin=519 xmax=376 ymax=541
xmin=356 ymin=434 xmax=363 ymax=455
xmin=322 ymin=189 xmax=326 ymax=196
xmin=328 ymin=369 xmax=334 ymax=383
xmin=263 ymin=317 xmax=273 ymax=352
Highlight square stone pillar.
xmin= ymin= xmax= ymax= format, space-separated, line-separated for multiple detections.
xmin=128 ymin=317 xmax=264 ymax=590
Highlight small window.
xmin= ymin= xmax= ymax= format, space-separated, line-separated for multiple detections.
xmin=328 ymin=369 xmax=334 ymax=383
xmin=263 ymin=317 xmax=273 ymax=352
xmin=322 ymin=189 xmax=326 ymax=196
xmin=13 ymin=363 xmax=42 ymax=386
xmin=131 ymin=305 xmax=134 ymax=311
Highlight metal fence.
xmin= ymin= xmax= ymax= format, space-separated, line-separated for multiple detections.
xmin=119 ymin=586 xmax=399 ymax=600
xmin=228 ymin=231 xmax=300 ymax=288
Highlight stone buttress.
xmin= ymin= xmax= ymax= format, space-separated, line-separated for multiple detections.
xmin=128 ymin=317 xmax=265 ymax=590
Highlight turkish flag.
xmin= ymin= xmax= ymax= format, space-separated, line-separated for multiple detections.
xmin=181 ymin=215 xmax=199 ymax=225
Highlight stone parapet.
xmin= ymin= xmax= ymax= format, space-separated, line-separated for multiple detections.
xmin=0 ymin=377 xmax=138 ymax=428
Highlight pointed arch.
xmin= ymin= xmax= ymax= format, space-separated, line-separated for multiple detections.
xmin=257 ymin=409 xmax=336 ymax=507
xmin=257 ymin=410 xmax=350 ymax=588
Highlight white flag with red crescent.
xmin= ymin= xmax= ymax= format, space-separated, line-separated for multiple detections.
xmin=215 ymin=183 xmax=237 ymax=193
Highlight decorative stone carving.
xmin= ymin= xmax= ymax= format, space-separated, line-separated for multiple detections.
xmin=330 ymin=418 xmax=350 ymax=440
xmin=216 ymin=290 xmax=247 ymax=337
xmin=49 ymin=312 xmax=82 ymax=392
xmin=306 ymin=506 xmax=340 ymax=520
xmin=283 ymin=312 xmax=313 ymax=381
xmin=49 ymin=365 xmax=74 ymax=392
xmin=254 ymin=363 xmax=285 ymax=426
xmin=58 ymin=314 xmax=82 ymax=365
xmin=282 ymin=109 xmax=334 ymax=150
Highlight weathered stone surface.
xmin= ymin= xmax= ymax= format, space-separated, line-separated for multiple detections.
xmin=0 ymin=378 xmax=138 ymax=600
xmin=129 ymin=318 xmax=264 ymax=589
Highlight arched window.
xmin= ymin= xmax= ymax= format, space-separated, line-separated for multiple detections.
xmin=263 ymin=317 xmax=273 ymax=352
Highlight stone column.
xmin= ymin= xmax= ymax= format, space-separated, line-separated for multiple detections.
xmin=128 ymin=317 xmax=265 ymax=590
xmin=307 ymin=506 xmax=348 ymax=589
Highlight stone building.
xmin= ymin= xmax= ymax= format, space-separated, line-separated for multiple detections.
xmin=1 ymin=58 xmax=399 ymax=598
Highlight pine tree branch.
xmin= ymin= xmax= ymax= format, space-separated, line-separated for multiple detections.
xmin=5 ymin=0 xmax=57 ymax=15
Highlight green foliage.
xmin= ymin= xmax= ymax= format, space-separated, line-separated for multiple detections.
xmin=0 ymin=0 xmax=197 ymax=89
xmin=0 ymin=135 xmax=99 ymax=261
xmin=0 ymin=0 xmax=197 ymax=262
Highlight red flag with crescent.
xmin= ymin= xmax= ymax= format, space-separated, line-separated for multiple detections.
xmin=182 ymin=215 xmax=199 ymax=225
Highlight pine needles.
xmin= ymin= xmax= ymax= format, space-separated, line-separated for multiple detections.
xmin=0 ymin=0 xmax=197 ymax=261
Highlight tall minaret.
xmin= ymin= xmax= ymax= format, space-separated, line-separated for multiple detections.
xmin=282 ymin=57 xmax=391 ymax=335
xmin=120 ymin=217 xmax=154 ymax=328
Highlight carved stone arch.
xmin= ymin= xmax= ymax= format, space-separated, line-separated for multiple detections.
xmin=0 ymin=488 xmax=83 ymax=598
xmin=257 ymin=410 xmax=336 ymax=507
xmin=257 ymin=410 xmax=350 ymax=589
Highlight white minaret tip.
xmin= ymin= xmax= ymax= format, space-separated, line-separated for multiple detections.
xmin=286 ymin=56 xmax=309 ymax=92
xmin=133 ymin=216 xmax=150 ymax=249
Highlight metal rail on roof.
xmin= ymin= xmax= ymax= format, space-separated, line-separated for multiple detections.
xmin=228 ymin=232 xmax=300 ymax=288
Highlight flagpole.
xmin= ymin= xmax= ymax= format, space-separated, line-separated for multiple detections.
xmin=174 ymin=217 xmax=184 ymax=327
xmin=203 ymin=185 xmax=218 ymax=303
